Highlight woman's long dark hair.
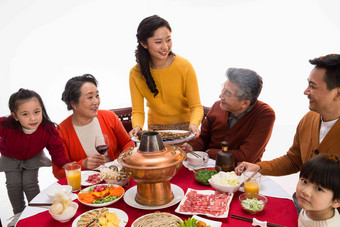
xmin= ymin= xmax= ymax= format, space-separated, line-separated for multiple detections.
xmin=0 ymin=88 xmax=57 ymax=135
xmin=135 ymin=15 xmax=173 ymax=97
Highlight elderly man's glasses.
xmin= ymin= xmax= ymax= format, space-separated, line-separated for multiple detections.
xmin=220 ymin=85 xmax=239 ymax=100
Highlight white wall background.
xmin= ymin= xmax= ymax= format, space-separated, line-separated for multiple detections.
xmin=1 ymin=0 xmax=340 ymax=225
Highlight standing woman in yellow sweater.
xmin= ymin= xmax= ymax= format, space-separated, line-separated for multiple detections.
xmin=129 ymin=15 xmax=203 ymax=137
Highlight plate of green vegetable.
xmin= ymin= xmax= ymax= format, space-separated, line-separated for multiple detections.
xmin=193 ymin=167 xmax=218 ymax=185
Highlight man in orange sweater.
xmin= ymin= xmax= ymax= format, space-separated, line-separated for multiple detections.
xmin=235 ymin=54 xmax=340 ymax=176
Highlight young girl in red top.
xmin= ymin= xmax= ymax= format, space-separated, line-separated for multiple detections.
xmin=0 ymin=89 xmax=69 ymax=226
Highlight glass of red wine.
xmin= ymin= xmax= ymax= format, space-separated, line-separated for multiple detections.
xmin=95 ymin=134 xmax=109 ymax=155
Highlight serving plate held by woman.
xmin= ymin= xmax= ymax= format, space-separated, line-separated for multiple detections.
xmin=132 ymin=130 xmax=194 ymax=145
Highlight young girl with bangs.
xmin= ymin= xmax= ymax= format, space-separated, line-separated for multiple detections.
xmin=296 ymin=154 xmax=340 ymax=227
xmin=0 ymin=89 xmax=69 ymax=226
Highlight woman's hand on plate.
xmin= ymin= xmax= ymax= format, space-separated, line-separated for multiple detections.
xmin=189 ymin=124 xmax=200 ymax=138
xmin=129 ymin=126 xmax=141 ymax=137
xmin=83 ymin=155 xmax=105 ymax=170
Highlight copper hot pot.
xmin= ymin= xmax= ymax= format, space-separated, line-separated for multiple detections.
xmin=117 ymin=131 xmax=186 ymax=206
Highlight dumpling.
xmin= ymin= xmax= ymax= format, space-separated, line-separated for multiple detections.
xmin=61 ymin=205 xmax=75 ymax=215
xmin=50 ymin=202 xmax=63 ymax=214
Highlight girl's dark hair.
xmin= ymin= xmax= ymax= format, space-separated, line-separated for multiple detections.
xmin=61 ymin=74 xmax=98 ymax=110
xmin=1 ymin=88 xmax=56 ymax=133
xmin=309 ymin=54 xmax=340 ymax=91
xmin=135 ymin=15 xmax=173 ymax=97
xmin=300 ymin=154 xmax=340 ymax=200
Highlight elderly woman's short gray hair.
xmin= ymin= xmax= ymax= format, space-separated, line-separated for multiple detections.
xmin=226 ymin=68 xmax=263 ymax=105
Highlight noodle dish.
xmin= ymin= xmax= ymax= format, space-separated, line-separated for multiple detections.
xmin=132 ymin=212 xmax=181 ymax=227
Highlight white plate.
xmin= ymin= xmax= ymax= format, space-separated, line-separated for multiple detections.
xmin=78 ymin=184 xmax=124 ymax=207
xmin=124 ymin=184 xmax=184 ymax=210
xmin=183 ymin=156 xmax=216 ymax=171
xmin=72 ymin=207 xmax=128 ymax=227
xmin=132 ymin=212 xmax=182 ymax=227
xmin=192 ymin=215 xmax=222 ymax=227
xmin=81 ymin=170 xmax=102 ymax=186
xmin=132 ymin=130 xmax=195 ymax=145
xmin=175 ymin=188 xmax=233 ymax=218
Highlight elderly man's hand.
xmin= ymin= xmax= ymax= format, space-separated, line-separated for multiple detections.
xmin=235 ymin=161 xmax=261 ymax=176
xmin=180 ymin=143 xmax=194 ymax=153
xmin=83 ymin=155 xmax=105 ymax=170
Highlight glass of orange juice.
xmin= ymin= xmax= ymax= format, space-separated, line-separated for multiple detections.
xmin=65 ymin=163 xmax=81 ymax=192
xmin=243 ymin=172 xmax=261 ymax=199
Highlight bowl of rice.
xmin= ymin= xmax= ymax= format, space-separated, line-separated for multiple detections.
xmin=208 ymin=171 xmax=242 ymax=193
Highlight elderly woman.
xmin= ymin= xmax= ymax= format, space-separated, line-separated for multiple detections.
xmin=52 ymin=74 xmax=135 ymax=180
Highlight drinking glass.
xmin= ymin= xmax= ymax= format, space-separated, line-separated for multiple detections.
xmin=65 ymin=163 xmax=81 ymax=192
xmin=243 ymin=171 xmax=261 ymax=199
xmin=95 ymin=134 xmax=109 ymax=155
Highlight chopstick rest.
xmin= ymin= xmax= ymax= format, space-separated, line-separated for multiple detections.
xmin=253 ymin=218 xmax=267 ymax=227
xmin=231 ymin=214 xmax=285 ymax=227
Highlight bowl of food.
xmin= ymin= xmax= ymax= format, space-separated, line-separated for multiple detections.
xmin=49 ymin=201 xmax=78 ymax=223
xmin=208 ymin=171 xmax=242 ymax=193
xmin=99 ymin=165 xmax=130 ymax=187
xmin=77 ymin=184 xmax=124 ymax=207
xmin=47 ymin=185 xmax=72 ymax=199
xmin=239 ymin=193 xmax=267 ymax=214
xmin=193 ymin=167 xmax=218 ymax=185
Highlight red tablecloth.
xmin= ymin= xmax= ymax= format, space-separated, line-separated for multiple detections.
xmin=17 ymin=167 xmax=298 ymax=227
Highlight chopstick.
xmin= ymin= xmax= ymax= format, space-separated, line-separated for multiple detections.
xmin=28 ymin=203 xmax=52 ymax=206
xmin=86 ymin=220 xmax=96 ymax=227
xmin=173 ymin=144 xmax=202 ymax=158
xmin=231 ymin=214 xmax=286 ymax=227
xmin=239 ymin=171 xmax=258 ymax=188
xmin=189 ymin=151 xmax=202 ymax=158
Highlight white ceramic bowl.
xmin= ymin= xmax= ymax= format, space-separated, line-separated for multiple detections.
xmin=186 ymin=151 xmax=209 ymax=166
xmin=49 ymin=202 xmax=78 ymax=223
xmin=208 ymin=171 xmax=242 ymax=193
xmin=47 ymin=185 xmax=72 ymax=199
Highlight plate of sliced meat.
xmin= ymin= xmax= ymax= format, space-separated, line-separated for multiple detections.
xmin=81 ymin=170 xmax=102 ymax=186
xmin=175 ymin=188 xmax=233 ymax=218
xmin=132 ymin=130 xmax=195 ymax=145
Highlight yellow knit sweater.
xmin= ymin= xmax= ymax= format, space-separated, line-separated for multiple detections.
xmin=129 ymin=55 xmax=203 ymax=129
